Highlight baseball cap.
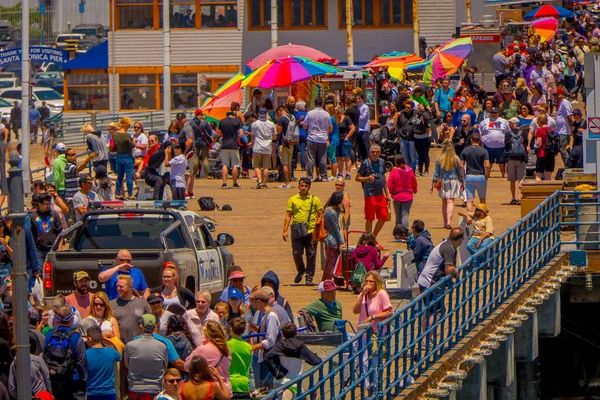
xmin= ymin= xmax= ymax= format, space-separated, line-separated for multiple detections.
xmin=258 ymin=108 xmax=267 ymax=115
xmin=318 ymin=280 xmax=338 ymax=293
xmin=54 ymin=143 xmax=66 ymax=153
xmin=229 ymin=271 xmax=245 ymax=280
xmin=490 ymin=107 xmax=500 ymax=114
xmin=508 ymin=117 xmax=520 ymax=124
xmin=476 ymin=203 xmax=490 ymax=215
xmin=573 ymin=108 xmax=582 ymax=115
xmin=227 ymin=287 xmax=243 ymax=300
xmin=147 ymin=293 xmax=164 ymax=304
xmin=261 ymin=286 xmax=275 ymax=297
xmin=457 ymin=96 xmax=467 ymax=103
xmin=556 ymin=87 xmax=565 ymax=95
xmin=141 ymin=313 xmax=157 ymax=329
xmin=106 ymin=122 xmax=118 ymax=129
xmin=176 ymin=112 xmax=186 ymax=120
xmin=78 ymin=173 xmax=93 ymax=185
xmin=195 ymin=109 xmax=203 ymax=116
xmin=249 ymin=289 xmax=270 ymax=302
xmin=73 ymin=271 xmax=90 ymax=281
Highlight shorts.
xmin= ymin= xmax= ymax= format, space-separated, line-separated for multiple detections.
xmin=484 ymin=145 xmax=505 ymax=165
xmin=327 ymin=144 xmax=337 ymax=164
xmin=464 ymin=175 xmax=487 ymax=199
xmin=279 ymin=144 xmax=293 ymax=167
xmin=337 ymin=140 xmax=353 ymax=158
xmin=186 ymin=153 xmax=198 ymax=174
xmin=127 ymin=392 xmax=156 ymax=400
xmin=220 ymin=149 xmax=240 ymax=169
xmin=419 ymin=284 xmax=446 ymax=315
xmin=252 ymin=153 xmax=271 ymax=170
xmin=506 ymin=159 xmax=526 ymax=182
xmin=535 ymin=155 xmax=555 ymax=173
xmin=364 ymin=195 xmax=389 ymax=221
xmin=171 ymin=185 xmax=185 ymax=200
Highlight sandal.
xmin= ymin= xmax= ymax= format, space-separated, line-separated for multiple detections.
xmin=509 ymin=199 xmax=519 ymax=205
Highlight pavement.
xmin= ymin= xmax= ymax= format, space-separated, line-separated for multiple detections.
xmin=25 ymin=142 xmax=546 ymax=325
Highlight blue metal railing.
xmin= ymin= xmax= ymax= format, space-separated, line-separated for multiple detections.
xmin=266 ymin=190 xmax=600 ymax=399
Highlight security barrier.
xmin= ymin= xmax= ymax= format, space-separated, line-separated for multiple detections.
xmin=266 ymin=191 xmax=598 ymax=399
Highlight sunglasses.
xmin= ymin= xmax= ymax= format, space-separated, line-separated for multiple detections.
xmin=166 ymin=378 xmax=183 ymax=384
xmin=119 ymin=258 xmax=131 ymax=263
xmin=196 ymin=300 xmax=208 ymax=304
xmin=67 ymin=153 xmax=76 ymax=156
xmin=94 ymin=303 xmax=105 ymax=307
xmin=230 ymin=278 xmax=243 ymax=282
xmin=365 ymin=279 xmax=376 ymax=283
xmin=134 ymin=126 xmax=142 ymax=129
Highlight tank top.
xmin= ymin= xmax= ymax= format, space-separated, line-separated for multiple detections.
xmin=90 ymin=316 xmax=113 ymax=334
xmin=180 ymin=381 xmax=213 ymax=400
xmin=162 ymin=293 xmax=182 ymax=309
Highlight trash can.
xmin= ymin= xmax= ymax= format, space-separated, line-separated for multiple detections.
xmin=520 ymin=180 xmax=564 ymax=217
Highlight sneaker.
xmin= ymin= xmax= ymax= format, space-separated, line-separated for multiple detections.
xmin=232 ymin=183 xmax=242 ymax=188
xmin=276 ymin=183 xmax=291 ymax=189
xmin=345 ymin=173 xmax=351 ymax=180
xmin=306 ymin=280 xmax=316 ymax=286
xmin=422 ymin=172 xmax=429 ymax=177
xmin=327 ymin=176 xmax=336 ymax=182
xmin=261 ymin=183 xmax=269 ymax=189
xmin=221 ymin=183 xmax=227 ymax=189
xmin=336 ymin=174 xmax=343 ymax=179
xmin=256 ymin=182 xmax=262 ymax=189
xmin=416 ymin=172 xmax=422 ymax=177
xmin=313 ymin=177 xmax=322 ymax=183
xmin=509 ymin=199 xmax=519 ymax=205
xmin=186 ymin=193 xmax=195 ymax=199
xmin=294 ymin=273 xmax=303 ymax=284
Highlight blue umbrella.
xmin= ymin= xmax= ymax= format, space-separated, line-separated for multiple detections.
xmin=524 ymin=4 xmax=574 ymax=20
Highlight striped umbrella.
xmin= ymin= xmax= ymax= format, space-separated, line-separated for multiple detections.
xmin=200 ymin=73 xmax=244 ymax=109
xmin=532 ymin=17 xmax=559 ymax=43
xmin=423 ymin=37 xmax=473 ymax=84
xmin=524 ymin=4 xmax=574 ymax=20
xmin=364 ymin=52 xmax=430 ymax=81
xmin=242 ymin=56 xmax=340 ymax=89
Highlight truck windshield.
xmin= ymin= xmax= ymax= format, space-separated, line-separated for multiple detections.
xmin=73 ymin=214 xmax=186 ymax=250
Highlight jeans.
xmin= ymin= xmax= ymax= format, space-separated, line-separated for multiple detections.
xmin=51 ymin=380 xmax=87 ymax=400
xmin=400 ymin=139 xmax=417 ymax=171
xmin=305 ymin=141 xmax=328 ymax=180
xmin=357 ymin=131 xmax=370 ymax=162
xmin=92 ymin=160 xmax=108 ymax=172
xmin=559 ymin=135 xmax=570 ymax=166
xmin=115 ymin=153 xmax=134 ymax=197
xmin=467 ymin=237 xmax=494 ymax=268
xmin=291 ymin=235 xmax=317 ymax=280
xmin=565 ymin=75 xmax=576 ymax=93
xmin=144 ymin=173 xmax=164 ymax=200
xmin=108 ymin=153 xmax=117 ymax=173
xmin=393 ymin=199 xmax=413 ymax=226
xmin=293 ymin=136 xmax=307 ymax=170
xmin=35 ymin=248 xmax=49 ymax=274
xmin=414 ymin=137 xmax=431 ymax=173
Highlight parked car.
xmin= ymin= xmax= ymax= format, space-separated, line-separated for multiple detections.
xmin=0 ymin=76 xmax=19 ymax=89
xmin=44 ymin=201 xmax=235 ymax=302
xmin=0 ymin=97 xmax=12 ymax=122
xmin=71 ymin=24 xmax=106 ymax=39
xmin=54 ymin=33 xmax=85 ymax=50
xmin=32 ymin=72 xmax=63 ymax=88
xmin=0 ymin=87 xmax=63 ymax=114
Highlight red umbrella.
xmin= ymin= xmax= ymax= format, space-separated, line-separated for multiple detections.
xmin=246 ymin=43 xmax=338 ymax=72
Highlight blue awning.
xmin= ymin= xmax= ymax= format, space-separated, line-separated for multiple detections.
xmin=484 ymin=0 xmax=553 ymax=6
xmin=62 ymin=40 xmax=108 ymax=70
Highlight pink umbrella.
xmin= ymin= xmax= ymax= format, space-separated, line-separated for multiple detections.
xmin=246 ymin=43 xmax=338 ymax=72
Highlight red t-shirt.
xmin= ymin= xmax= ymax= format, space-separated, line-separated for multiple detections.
xmin=536 ymin=127 xmax=548 ymax=158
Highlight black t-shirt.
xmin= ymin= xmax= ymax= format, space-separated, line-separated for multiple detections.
xmin=460 ymin=145 xmax=489 ymax=175
xmin=338 ymin=116 xmax=353 ymax=142
xmin=572 ymin=119 xmax=586 ymax=147
xmin=277 ymin=115 xmax=289 ymax=146
xmin=219 ymin=117 xmax=242 ymax=150
xmin=567 ymin=146 xmax=583 ymax=169
xmin=345 ymin=107 xmax=359 ymax=126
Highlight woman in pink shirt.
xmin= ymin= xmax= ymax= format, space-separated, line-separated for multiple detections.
xmin=184 ymin=321 xmax=232 ymax=394
xmin=387 ymin=154 xmax=418 ymax=227
xmin=352 ymin=271 xmax=392 ymax=334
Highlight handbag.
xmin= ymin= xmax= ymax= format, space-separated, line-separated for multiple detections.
xmin=291 ymin=195 xmax=314 ymax=240
xmin=312 ymin=213 xmax=327 ymax=242
xmin=434 ymin=179 xmax=442 ymax=191
xmin=198 ymin=196 xmax=218 ymax=211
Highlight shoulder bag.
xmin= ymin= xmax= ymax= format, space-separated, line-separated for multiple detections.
xmin=291 ymin=195 xmax=314 ymax=240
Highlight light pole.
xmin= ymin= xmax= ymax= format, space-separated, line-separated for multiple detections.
xmin=163 ymin=0 xmax=171 ymax=128
xmin=271 ymin=0 xmax=278 ymax=48
xmin=346 ymin=0 xmax=354 ymax=66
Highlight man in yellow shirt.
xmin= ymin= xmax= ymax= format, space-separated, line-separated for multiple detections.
xmin=459 ymin=203 xmax=494 ymax=268
xmin=282 ymin=177 xmax=323 ymax=286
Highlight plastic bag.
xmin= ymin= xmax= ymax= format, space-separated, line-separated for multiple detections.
xmin=351 ymin=262 xmax=367 ymax=287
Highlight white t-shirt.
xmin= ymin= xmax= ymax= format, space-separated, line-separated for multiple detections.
xmin=556 ymin=99 xmax=573 ymax=136
xmin=529 ymin=116 xmax=556 ymax=134
xmin=250 ymin=119 xmax=276 ymax=155
xmin=479 ymin=117 xmax=510 ymax=149
xmin=168 ymin=154 xmax=186 ymax=188
xmin=133 ymin=133 xmax=148 ymax=157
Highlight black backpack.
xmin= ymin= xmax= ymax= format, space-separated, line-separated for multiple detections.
xmin=506 ymin=131 xmax=526 ymax=159
xmin=198 ymin=196 xmax=219 ymax=211
xmin=43 ymin=328 xmax=77 ymax=383
xmin=545 ymin=129 xmax=560 ymax=156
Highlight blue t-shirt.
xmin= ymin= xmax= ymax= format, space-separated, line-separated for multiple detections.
xmin=218 ymin=284 xmax=251 ymax=307
xmin=295 ymin=111 xmax=307 ymax=138
xmin=132 ymin=333 xmax=179 ymax=363
xmin=451 ymin=109 xmax=478 ymax=128
xmin=357 ymin=158 xmax=385 ymax=197
xmin=329 ymin=116 xmax=339 ymax=147
xmin=102 ymin=267 xmax=148 ymax=300
xmin=434 ymin=87 xmax=455 ymax=112
xmin=86 ymin=347 xmax=121 ymax=396
xmin=29 ymin=109 xmax=42 ymax=124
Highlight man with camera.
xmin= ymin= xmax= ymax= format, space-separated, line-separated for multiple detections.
xmin=356 ymin=144 xmax=392 ymax=238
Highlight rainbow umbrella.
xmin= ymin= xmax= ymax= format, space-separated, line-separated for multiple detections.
xmin=242 ymin=56 xmax=341 ymax=89
xmin=200 ymin=72 xmax=244 ymax=109
xmin=533 ymin=17 xmax=559 ymax=43
xmin=246 ymin=43 xmax=338 ymax=72
xmin=365 ymin=53 xmax=430 ymax=70
xmin=524 ymin=4 xmax=574 ymax=20
xmin=423 ymin=37 xmax=473 ymax=84
xmin=201 ymin=90 xmax=242 ymax=123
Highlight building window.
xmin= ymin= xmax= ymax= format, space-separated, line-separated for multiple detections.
xmin=67 ymin=74 xmax=110 ymax=111
xmin=248 ymin=0 xmax=327 ymax=29
xmin=339 ymin=0 xmax=412 ymax=27
xmin=160 ymin=74 xmax=199 ymax=109
xmin=120 ymin=74 xmax=158 ymax=110
xmin=115 ymin=0 xmax=237 ymax=30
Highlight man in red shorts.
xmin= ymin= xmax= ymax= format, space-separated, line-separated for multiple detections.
xmin=355 ymin=144 xmax=392 ymax=237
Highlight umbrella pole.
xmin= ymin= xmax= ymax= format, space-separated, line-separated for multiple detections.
xmin=271 ymin=0 xmax=278 ymax=48
xmin=346 ymin=0 xmax=354 ymax=66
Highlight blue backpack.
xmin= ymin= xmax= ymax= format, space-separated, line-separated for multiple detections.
xmin=43 ymin=329 xmax=76 ymax=383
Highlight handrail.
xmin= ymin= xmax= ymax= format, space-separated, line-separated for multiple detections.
xmin=265 ymin=190 xmax=598 ymax=399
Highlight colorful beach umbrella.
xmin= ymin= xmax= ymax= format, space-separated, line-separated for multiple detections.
xmin=201 ymin=90 xmax=242 ymax=123
xmin=524 ymin=4 xmax=574 ymax=20
xmin=200 ymin=72 xmax=244 ymax=109
xmin=532 ymin=17 xmax=559 ymax=43
xmin=423 ymin=37 xmax=473 ymax=84
xmin=365 ymin=52 xmax=430 ymax=70
xmin=242 ymin=56 xmax=340 ymax=89
xmin=246 ymin=44 xmax=339 ymax=72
